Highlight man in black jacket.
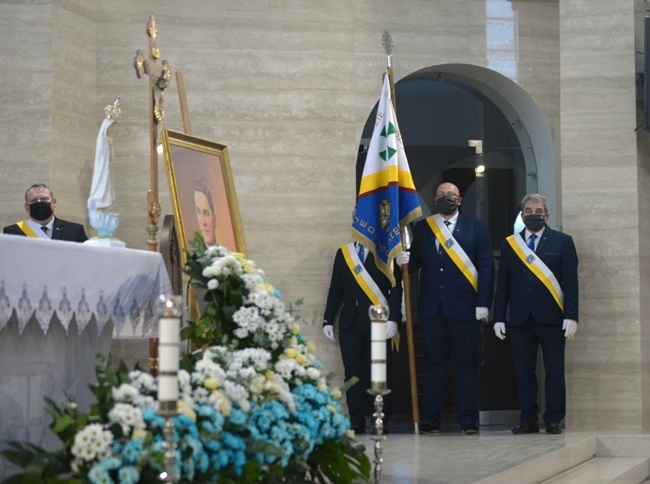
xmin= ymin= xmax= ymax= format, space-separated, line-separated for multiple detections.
xmin=493 ymin=193 xmax=579 ymax=435
xmin=323 ymin=239 xmax=402 ymax=434
xmin=3 ymin=183 xmax=87 ymax=242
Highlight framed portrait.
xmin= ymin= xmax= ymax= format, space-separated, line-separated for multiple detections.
xmin=162 ymin=130 xmax=247 ymax=258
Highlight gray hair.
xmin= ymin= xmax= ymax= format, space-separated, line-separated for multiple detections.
xmin=520 ymin=193 xmax=548 ymax=213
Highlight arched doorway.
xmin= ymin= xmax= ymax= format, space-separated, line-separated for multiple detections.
xmin=356 ymin=64 xmax=555 ymax=427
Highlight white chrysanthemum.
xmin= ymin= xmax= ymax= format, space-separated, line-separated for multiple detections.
xmin=241 ymin=273 xmax=265 ymax=292
xmin=233 ymin=306 xmax=265 ymax=332
xmin=274 ymin=358 xmax=306 ymax=380
xmin=207 ymin=278 xmax=219 ymax=290
xmin=193 ymin=386 xmax=211 ymax=404
xmin=222 ymin=380 xmax=251 ymax=412
xmin=108 ymin=403 xmax=145 ymax=435
xmin=71 ymin=424 xmax=113 ymax=465
xmin=246 ymin=290 xmax=276 ymax=316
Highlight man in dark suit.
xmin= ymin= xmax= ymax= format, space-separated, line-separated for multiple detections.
xmin=323 ymin=239 xmax=402 ymax=434
xmin=493 ymin=193 xmax=579 ymax=435
xmin=399 ymin=182 xmax=494 ymax=435
xmin=3 ymin=183 xmax=87 ymax=242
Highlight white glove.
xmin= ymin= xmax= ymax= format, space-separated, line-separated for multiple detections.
xmin=323 ymin=325 xmax=335 ymax=342
xmin=475 ymin=307 xmax=489 ymax=321
xmin=386 ymin=320 xmax=398 ymax=339
xmin=494 ymin=322 xmax=506 ymax=340
xmin=563 ymin=319 xmax=577 ymax=338
xmin=396 ymin=251 xmax=410 ymax=266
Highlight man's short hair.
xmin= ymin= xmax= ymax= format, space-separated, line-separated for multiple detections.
xmin=520 ymin=193 xmax=548 ymax=213
xmin=25 ymin=183 xmax=53 ymax=202
xmin=193 ymin=180 xmax=215 ymax=214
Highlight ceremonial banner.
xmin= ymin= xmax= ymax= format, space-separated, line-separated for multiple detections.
xmin=353 ymin=74 xmax=422 ymax=286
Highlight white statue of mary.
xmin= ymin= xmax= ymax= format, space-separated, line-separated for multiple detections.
xmin=85 ymin=98 xmax=126 ymax=248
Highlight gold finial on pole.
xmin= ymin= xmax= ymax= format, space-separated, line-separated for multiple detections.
xmin=134 ymin=15 xmax=172 ymax=252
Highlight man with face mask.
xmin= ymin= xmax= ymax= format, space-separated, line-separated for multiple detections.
xmin=396 ymin=182 xmax=494 ymax=435
xmin=493 ymin=193 xmax=579 ymax=435
xmin=3 ymin=183 xmax=87 ymax=242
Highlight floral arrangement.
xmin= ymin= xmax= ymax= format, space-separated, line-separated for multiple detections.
xmin=2 ymin=235 xmax=370 ymax=483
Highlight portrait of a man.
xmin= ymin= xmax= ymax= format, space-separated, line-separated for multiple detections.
xmin=193 ymin=180 xmax=218 ymax=246
xmin=162 ymin=130 xmax=246 ymax=257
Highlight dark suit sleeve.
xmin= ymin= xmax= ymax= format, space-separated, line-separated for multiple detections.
xmin=476 ymin=219 xmax=495 ymax=308
xmin=561 ymin=235 xmax=579 ymax=321
xmin=388 ymin=263 xmax=403 ymax=323
xmin=76 ymin=224 xmax=88 ymax=243
xmin=3 ymin=225 xmax=24 ymax=236
xmin=493 ymin=239 xmax=510 ymax=322
xmin=323 ymin=249 xmax=344 ymax=326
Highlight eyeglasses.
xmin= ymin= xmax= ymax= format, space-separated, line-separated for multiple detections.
xmin=436 ymin=191 xmax=459 ymax=200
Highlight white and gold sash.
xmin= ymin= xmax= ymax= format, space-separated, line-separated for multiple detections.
xmin=341 ymin=243 xmax=388 ymax=308
xmin=17 ymin=220 xmax=42 ymax=238
xmin=506 ymin=234 xmax=564 ymax=311
xmin=426 ymin=215 xmax=478 ymax=292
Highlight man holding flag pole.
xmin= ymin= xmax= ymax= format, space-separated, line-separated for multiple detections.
xmin=351 ymin=33 xmax=423 ymax=434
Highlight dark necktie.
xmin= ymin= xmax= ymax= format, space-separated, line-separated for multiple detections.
xmin=444 ymin=220 xmax=452 ymax=231
xmin=41 ymin=226 xmax=49 ymax=237
xmin=528 ymin=233 xmax=537 ymax=251
xmin=357 ymin=244 xmax=365 ymax=261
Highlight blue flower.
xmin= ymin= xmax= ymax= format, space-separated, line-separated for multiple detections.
xmin=121 ymin=439 xmax=143 ymax=464
xmin=117 ymin=465 xmax=140 ymax=484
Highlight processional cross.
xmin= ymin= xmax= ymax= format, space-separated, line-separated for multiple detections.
xmin=134 ymin=16 xmax=172 ymax=252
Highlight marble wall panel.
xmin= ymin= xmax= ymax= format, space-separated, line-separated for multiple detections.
xmin=560 ymin=0 xmax=642 ymax=428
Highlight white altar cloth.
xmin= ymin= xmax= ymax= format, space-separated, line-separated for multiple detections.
xmin=0 ymin=234 xmax=172 ymax=478
xmin=0 ymin=234 xmax=172 ymax=338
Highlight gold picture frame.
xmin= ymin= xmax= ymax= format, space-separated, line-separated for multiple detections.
xmin=163 ymin=130 xmax=247 ymax=259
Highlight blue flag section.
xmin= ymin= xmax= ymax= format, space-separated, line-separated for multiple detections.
xmin=353 ymin=74 xmax=422 ymax=286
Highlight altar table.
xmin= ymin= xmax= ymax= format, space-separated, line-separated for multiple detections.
xmin=0 ymin=234 xmax=172 ymax=477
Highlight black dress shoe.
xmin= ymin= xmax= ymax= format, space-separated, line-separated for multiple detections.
xmin=545 ymin=422 xmax=562 ymax=434
xmin=511 ymin=422 xmax=540 ymax=434
xmin=418 ymin=421 xmax=440 ymax=434
xmin=461 ymin=422 xmax=479 ymax=435
xmin=350 ymin=422 xmax=365 ymax=435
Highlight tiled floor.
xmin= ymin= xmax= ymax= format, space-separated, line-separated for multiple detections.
xmin=356 ymin=425 xmax=650 ymax=483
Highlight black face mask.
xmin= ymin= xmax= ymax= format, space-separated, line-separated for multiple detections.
xmin=29 ymin=201 xmax=53 ymax=221
xmin=435 ymin=195 xmax=458 ymax=216
xmin=523 ymin=214 xmax=545 ymax=232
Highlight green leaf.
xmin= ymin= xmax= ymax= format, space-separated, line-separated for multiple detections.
xmin=51 ymin=414 xmax=75 ymax=434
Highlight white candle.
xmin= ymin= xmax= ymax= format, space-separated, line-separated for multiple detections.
xmin=158 ymin=316 xmax=180 ymax=403
xmin=159 ymin=317 xmax=180 ymax=344
xmin=159 ymin=374 xmax=178 ymax=402
xmin=371 ymin=320 xmax=387 ymax=385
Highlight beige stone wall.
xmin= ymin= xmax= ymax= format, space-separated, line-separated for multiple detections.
xmin=560 ymin=0 xmax=641 ymax=430
xmin=6 ymin=0 xmax=647 ymax=430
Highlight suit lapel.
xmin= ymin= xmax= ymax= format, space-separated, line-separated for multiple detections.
xmin=536 ymin=227 xmax=553 ymax=253
xmin=51 ymin=218 xmax=63 ymax=240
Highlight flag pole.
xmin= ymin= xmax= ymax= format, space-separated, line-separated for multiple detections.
xmin=382 ymin=30 xmax=420 ymax=435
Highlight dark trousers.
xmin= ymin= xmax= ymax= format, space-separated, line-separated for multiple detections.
xmin=339 ymin=322 xmax=394 ymax=425
xmin=508 ymin=321 xmax=566 ymax=424
xmin=419 ymin=311 xmax=480 ymax=427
